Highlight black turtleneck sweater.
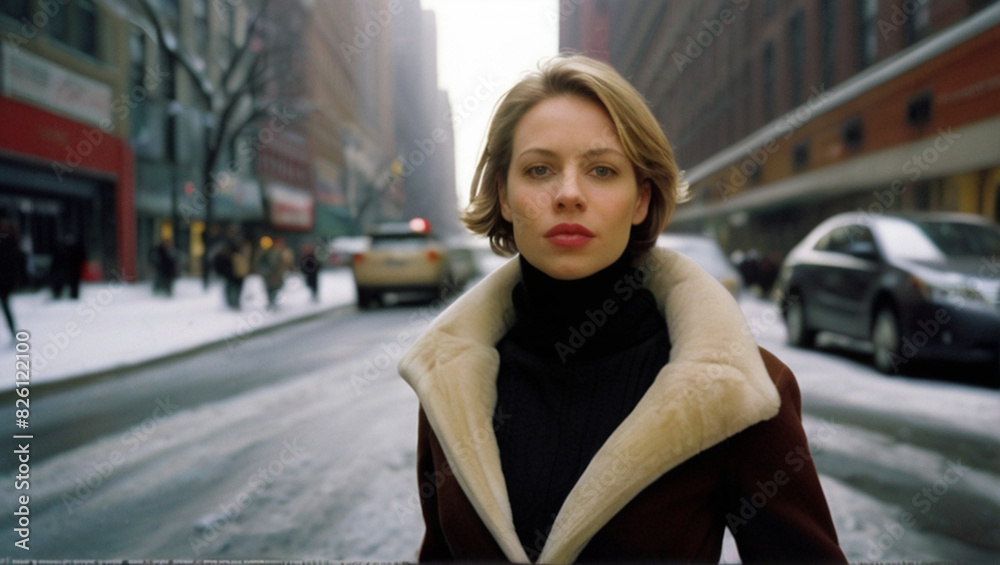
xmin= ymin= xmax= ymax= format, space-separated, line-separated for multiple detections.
xmin=493 ymin=252 xmax=672 ymax=560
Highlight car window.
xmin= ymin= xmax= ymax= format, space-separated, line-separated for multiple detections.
xmin=370 ymin=234 xmax=431 ymax=249
xmin=874 ymin=218 xmax=1000 ymax=260
xmin=913 ymin=220 xmax=1000 ymax=256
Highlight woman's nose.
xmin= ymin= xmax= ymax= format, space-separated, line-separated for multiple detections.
xmin=553 ymin=172 xmax=586 ymax=210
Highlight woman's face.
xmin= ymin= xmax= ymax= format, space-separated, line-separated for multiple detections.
xmin=500 ymin=95 xmax=650 ymax=280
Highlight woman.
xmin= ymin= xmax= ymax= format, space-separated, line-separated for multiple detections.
xmin=398 ymin=55 xmax=846 ymax=563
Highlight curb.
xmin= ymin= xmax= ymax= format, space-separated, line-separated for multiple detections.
xmin=1 ymin=301 xmax=358 ymax=402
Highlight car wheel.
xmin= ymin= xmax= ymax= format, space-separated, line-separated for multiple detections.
xmin=872 ymin=306 xmax=903 ymax=374
xmin=785 ymin=296 xmax=816 ymax=348
xmin=357 ymin=288 xmax=377 ymax=310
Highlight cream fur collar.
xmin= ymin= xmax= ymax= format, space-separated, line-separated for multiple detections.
xmin=398 ymin=247 xmax=781 ymax=563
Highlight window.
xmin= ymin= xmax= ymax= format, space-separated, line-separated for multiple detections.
xmin=820 ymin=0 xmax=838 ymax=87
xmin=49 ymin=0 xmax=98 ymax=59
xmin=842 ymin=116 xmax=864 ymax=150
xmin=816 ymin=225 xmax=874 ymax=255
xmin=762 ymin=42 xmax=775 ymax=121
xmin=857 ymin=0 xmax=879 ymax=69
xmin=789 ymin=10 xmax=805 ymax=106
xmin=129 ymin=27 xmax=146 ymax=91
xmin=907 ymin=91 xmax=933 ymax=126
xmin=793 ymin=141 xmax=810 ymax=171
xmin=903 ymin=1 xmax=930 ymax=46
xmin=0 ymin=0 xmax=31 ymax=20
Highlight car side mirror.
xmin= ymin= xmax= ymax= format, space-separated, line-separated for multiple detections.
xmin=847 ymin=240 xmax=878 ymax=260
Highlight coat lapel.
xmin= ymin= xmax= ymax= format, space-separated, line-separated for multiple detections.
xmin=398 ymin=248 xmax=781 ymax=563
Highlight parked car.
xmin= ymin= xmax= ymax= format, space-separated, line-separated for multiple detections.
xmin=777 ymin=211 xmax=1000 ymax=374
xmin=351 ymin=219 xmax=472 ymax=309
xmin=657 ymin=233 xmax=744 ymax=298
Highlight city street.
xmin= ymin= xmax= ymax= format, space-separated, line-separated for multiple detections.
xmin=1 ymin=285 xmax=998 ymax=561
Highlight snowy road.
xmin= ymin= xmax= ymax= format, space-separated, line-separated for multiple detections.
xmin=1 ymin=294 xmax=999 ymax=561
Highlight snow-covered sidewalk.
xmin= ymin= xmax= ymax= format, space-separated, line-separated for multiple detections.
xmin=2 ymin=269 xmax=357 ymax=390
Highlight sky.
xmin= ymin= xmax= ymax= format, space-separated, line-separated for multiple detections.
xmin=420 ymin=0 xmax=560 ymax=208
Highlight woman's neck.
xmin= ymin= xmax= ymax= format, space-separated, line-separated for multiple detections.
xmin=509 ymin=251 xmax=663 ymax=362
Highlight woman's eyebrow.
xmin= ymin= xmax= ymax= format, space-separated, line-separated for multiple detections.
xmin=515 ymin=147 xmax=558 ymax=160
xmin=582 ymin=147 xmax=627 ymax=160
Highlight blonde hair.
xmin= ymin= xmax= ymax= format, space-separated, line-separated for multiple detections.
xmin=462 ymin=54 xmax=689 ymax=256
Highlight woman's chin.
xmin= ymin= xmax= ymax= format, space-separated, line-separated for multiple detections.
xmin=529 ymin=257 xmax=607 ymax=281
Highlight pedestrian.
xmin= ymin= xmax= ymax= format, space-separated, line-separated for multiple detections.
xmin=50 ymin=233 xmax=85 ymax=300
xmin=215 ymin=225 xmax=250 ymax=310
xmin=0 ymin=218 xmax=27 ymax=340
xmin=150 ymin=236 xmax=177 ymax=297
xmin=398 ymin=55 xmax=846 ymax=562
xmin=257 ymin=237 xmax=293 ymax=309
xmin=300 ymin=243 xmax=320 ymax=302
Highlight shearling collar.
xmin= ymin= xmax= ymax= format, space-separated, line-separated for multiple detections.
xmin=398 ymin=247 xmax=781 ymax=563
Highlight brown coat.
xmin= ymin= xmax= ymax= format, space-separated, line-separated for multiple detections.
xmin=399 ymin=248 xmax=847 ymax=563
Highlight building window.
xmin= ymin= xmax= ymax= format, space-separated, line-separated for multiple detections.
xmin=0 ymin=0 xmax=31 ymax=20
xmin=907 ymin=90 xmax=933 ymax=126
xmin=857 ymin=0 xmax=879 ymax=69
xmin=789 ymin=10 xmax=805 ymax=107
xmin=793 ymin=141 xmax=810 ymax=171
xmin=130 ymin=27 xmax=146 ymax=91
xmin=903 ymin=1 xmax=930 ymax=46
xmin=48 ymin=0 xmax=98 ymax=59
xmin=842 ymin=116 xmax=864 ymax=151
xmin=820 ymin=0 xmax=838 ymax=87
xmin=763 ymin=42 xmax=775 ymax=121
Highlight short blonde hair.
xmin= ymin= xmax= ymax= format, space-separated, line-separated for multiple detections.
xmin=462 ymin=54 xmax=688 ymax=256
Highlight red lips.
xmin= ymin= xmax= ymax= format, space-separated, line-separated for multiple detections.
xmin=544 ymin=223 xmax=595 ymax=247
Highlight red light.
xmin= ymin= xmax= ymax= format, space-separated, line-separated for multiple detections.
xmin=352 ymin=253 xmax=365 ymax=264
xmin=409 ymin=217 xmax=431 ymax=234
xmin=426 ymin=250 xmax=440 ymax=262
xmin=184 ymin=181 xmax=195 ymax=195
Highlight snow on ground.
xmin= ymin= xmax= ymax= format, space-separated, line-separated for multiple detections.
xmin=739 ymin=296 xmax=1000 ymax=442
xmin=1 ymin=270 xmax=357 ymax=389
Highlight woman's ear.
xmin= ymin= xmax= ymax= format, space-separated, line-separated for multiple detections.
xmin=632 ymin=179 xmax=652 ymax=225
xmin=498 ymin=175 xmax=513 ymax=222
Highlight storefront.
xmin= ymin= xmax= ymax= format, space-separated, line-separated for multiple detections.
xmin=0 ymin=45 xmax=135 ymax=283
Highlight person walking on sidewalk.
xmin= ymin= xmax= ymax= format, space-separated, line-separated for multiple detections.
xmin=215 ymin=226 xmax=251 ymax=310
xmin=258 ymin=237 xmax=294 ymax=309
xmin=51 ymin=233 xmax=85 ymax=300
xmin=151 ymin=236 xmax=178 ymax=297
xmin=0 ymin=218 xmax=27 ymax=340
xmin=300 ymin=243 xmax=320 ymax=302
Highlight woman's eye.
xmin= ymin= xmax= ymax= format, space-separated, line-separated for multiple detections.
xmin=528 ymin=165 xmax=549 ymax=177
xmin=593 ymin=166 xmax=614 ymax=178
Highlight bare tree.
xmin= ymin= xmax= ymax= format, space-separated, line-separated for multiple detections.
xmin=132 ymin=0 xmax=306 ymax=288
